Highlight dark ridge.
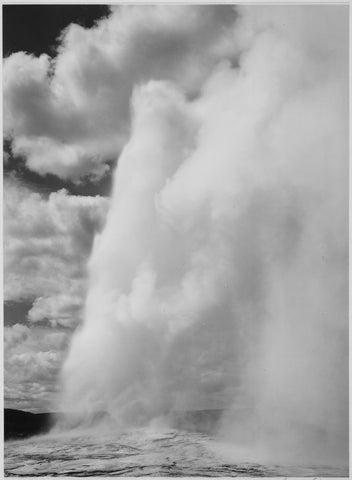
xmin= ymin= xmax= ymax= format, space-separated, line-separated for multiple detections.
xmin=4 ymin=408 xmax=225 ymax=440
xmin=4 ymin=408 xmax=56 ymax=441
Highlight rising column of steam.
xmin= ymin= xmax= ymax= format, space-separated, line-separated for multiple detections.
xmin=60 ymin=5 xmax=348 ymax=465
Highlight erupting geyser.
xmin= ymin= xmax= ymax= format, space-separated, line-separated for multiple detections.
xmin=59 ymin=5 xmax=348 ymax=467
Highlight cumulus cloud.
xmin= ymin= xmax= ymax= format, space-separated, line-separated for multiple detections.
xmin=4 ymin=324 xmax=70 ymax=412
xmin=4 ymin=323 xmax=30 ymax=350
xmin=4 ymin=179 xmax=108 ymax=327
xmin=4 ymin=5 xmax=237 ymax=180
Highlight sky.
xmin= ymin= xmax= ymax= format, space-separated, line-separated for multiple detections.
xmin=2 ymin=6 xmax=349 ymax=467
xmin=3 ymin=4 xmax=112 ymax=412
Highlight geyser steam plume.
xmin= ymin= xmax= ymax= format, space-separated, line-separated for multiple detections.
xmin=60 ymin=5 xmax=348 ymax=465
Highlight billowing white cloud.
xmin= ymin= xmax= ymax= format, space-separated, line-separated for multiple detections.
xmin=4 ymin=324 xmax=70 ymax=412
xmin=4 ymin=324 xmax=30 ymax=350
xmin=4 ymin=180 xmax=108 ymax=327
xmin=4 ymin=5 xmax=237 ymax=180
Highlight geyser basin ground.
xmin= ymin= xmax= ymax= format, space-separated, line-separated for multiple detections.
xmin=4 ymin=428 xmax=348 ymax=477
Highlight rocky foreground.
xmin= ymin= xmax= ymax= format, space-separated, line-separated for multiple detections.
xmin=5 ymin=428 xmax=348 ymax=477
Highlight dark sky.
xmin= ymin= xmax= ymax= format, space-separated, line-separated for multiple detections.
xmin=3 ymin=4 xmax=110 ymax=57
xmin=3 ymin=4 xmax=114 ymax=197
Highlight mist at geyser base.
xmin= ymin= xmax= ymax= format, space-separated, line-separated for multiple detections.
xmin=58 ymin=5 xmax=348 ymax=467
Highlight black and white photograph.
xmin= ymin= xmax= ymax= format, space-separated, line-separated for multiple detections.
xmin=2 ymin=2 xmax=349 ymax=477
